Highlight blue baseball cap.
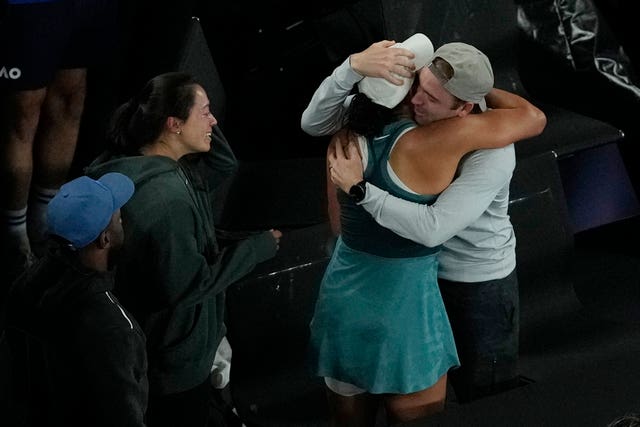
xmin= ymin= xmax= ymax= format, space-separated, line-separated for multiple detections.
xmin=47 ymin=173 xmax=135 ymax=249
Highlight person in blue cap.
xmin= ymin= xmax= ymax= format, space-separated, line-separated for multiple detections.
xmin=2 ymin=172 xmax=148 ymax=427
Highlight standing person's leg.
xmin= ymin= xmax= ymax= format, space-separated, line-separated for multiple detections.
xmin=438 ymin=270 xmax=520 ymax=402
xmin=325 ymin=378 xmax=378 ymax=427
xmin=0 ymin=88 xmax=47 ymax=264
xmin=28 ymin=68 xmax=87 ymax=253
xmin=0 ymin=0 xmax=73 ymax=267
xmin=382 ymin=374 xmax=447 ymax=424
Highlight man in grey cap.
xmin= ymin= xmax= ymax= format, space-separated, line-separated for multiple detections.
xmin=2 ymin=172 xmax=148 ymax=426
xmin=302 ymin=40 xmax=546 ymax=404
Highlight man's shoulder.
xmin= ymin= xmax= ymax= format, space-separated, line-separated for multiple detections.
xmin=73 ymin=290 xmax=141 ymax=335
xmin=455 ymin=145 xmax=516 ymax=183
xmin=463 ymin=145 xmax=515 ymax=167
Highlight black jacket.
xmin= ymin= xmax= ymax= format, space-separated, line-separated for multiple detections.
xmin=3 ymin=247 xmax=148 ymax=427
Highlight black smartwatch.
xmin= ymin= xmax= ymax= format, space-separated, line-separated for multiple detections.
xmin=348 ymin=180 xmax=367 ymax=203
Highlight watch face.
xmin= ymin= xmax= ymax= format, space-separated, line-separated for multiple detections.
xmin=349 ymin=182 xmax=366 ymax=202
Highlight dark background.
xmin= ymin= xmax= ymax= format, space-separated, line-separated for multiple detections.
xmin=75 ymin=0 xmax=640 ymax=193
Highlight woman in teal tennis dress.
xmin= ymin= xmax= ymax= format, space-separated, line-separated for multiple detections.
xmin=308 ymin=117 xmax=459 ymax=425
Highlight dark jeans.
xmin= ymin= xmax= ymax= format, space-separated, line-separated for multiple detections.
xmin=146 ymin=376 xmax=212 ymax=427
xmin=439 ymin=269 xmax=520 ymax=403
xmin=146 ymin=375 xmax=243 ymax=427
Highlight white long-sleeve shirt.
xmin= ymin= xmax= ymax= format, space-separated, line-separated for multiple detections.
xmin=301 ymin=58 xmax=516 ymax=282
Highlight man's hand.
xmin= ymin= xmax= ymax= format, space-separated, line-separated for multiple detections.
xmin=270 ymin=229 xmax=282 ymax=250
xmin=350 ymin=40 xmax=415 ymax=86
xmin=328 ymin=132 xmax=364 ymax=193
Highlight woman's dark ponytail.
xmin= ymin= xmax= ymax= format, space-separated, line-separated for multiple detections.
xmin=105 ymin=72 xmax=199 ymax=155
xmin=106 ymin=100 xmax=138 ymax=155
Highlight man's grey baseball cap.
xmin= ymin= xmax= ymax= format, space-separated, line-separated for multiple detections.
xmin=431 ymin=42 xmax=494 ymax=111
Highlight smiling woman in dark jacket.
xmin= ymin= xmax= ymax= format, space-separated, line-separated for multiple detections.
xmin=85 ymin=72 xmax=281 ymax=427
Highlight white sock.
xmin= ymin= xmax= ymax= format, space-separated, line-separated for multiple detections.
xmin=28 ymin=185 xmax=58 ymax=244
xmin=4 ymin=206 xmax=31 ymax=254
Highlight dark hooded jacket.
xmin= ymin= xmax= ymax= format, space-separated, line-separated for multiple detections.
xmin=3 ymin=247 xmax=148 ymax=427
xmin=85 ymin=149 xmax=277 ymax=395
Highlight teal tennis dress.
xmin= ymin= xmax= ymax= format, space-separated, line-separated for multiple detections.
xmin=309 ymin=119 xmax=460 ymax=394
